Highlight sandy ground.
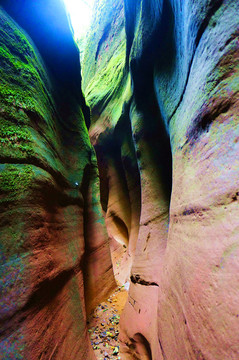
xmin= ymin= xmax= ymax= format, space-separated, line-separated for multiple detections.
xmin=87 ymin=285 xmax=128 ymax=360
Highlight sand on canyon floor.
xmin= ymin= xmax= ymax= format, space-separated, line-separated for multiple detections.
xmin=87 ymin=285 xmax=128 ymax=360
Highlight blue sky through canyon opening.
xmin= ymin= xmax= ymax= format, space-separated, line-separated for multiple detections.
xmin=63 ymin=0 xmax=94 ymax=39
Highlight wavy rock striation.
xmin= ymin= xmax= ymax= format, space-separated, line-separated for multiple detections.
xmin=0 ymin=1 xmax=115 ymax=359
xmin=82 ymin=0 xmax=239 ymax=359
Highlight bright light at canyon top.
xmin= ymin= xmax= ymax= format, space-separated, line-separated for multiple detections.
xmin=63 ymin=0 xmax=94 ymax=39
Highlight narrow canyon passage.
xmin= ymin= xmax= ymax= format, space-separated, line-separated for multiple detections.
xmin=0 ymin=0 xmax=238 ymax=360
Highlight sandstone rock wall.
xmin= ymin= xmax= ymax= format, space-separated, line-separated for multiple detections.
xmin=0 ymin=1 xmax=115 ymax=359
xmin=82 ymin=0 xmax=239 ymax=359
xmin=83 ymin=0 xmax=142 ymax=284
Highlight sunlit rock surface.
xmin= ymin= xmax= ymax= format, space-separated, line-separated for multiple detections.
xmin=0 ymin=0 xmax=238 ymax=358
xmin=83 ymin=0 xmax=142 ymax=286
xmin=82 ymin=0 xmax=239 ymax=359
xmin=0 ymin=1 xmax=115 ymax=359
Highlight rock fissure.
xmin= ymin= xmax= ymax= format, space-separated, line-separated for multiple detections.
xmin=130 ymin=274 xmax=159 ymax=287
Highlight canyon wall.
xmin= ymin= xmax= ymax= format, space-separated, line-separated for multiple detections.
xmin=0 ymin=0 xmax=238 ymax=359
xmin=0 ymin=1 xmax=115 ymax=359
xmin=82 ymin=0 xmax=239 ymax=359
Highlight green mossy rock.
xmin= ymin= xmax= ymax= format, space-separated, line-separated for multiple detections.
xmin=0 ymin=3 xmax=115 ymax=359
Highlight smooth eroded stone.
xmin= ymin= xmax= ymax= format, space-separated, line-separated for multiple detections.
xmin=0 ymin=1 xmax=115 ymax=358
xmin=82 ymin=0 xmax=239 ymax=359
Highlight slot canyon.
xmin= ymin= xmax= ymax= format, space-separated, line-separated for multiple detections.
xmin=0 ymin=0 xmax=238 ymax=359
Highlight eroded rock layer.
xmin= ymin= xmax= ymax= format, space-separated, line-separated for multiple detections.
xmin=0 ymin=1 xmax=115 ymax=359
xmin=82 ymin=0 xmax=239 ymax=359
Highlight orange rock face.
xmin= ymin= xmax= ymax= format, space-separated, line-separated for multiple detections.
xmin=82 ymin=0 xmax=239 ymax=359
xmin=0 ymin=1 xmax=115 ymax=359
xmin=1 ymin=0 xmax=238 ymax=358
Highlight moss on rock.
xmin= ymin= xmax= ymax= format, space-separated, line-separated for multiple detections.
xmin=0 ymin=164 xmax=34 ymax=196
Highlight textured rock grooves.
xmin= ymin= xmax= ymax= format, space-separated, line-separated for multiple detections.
xmin=82 ymin=0 xmax=239 ymax=359
xmin=0 ymin=0 xmax=239 ymax=360
xmin=0 ymin=1 xmax=115 ymax=359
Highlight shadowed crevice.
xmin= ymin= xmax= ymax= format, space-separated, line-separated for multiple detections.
xmin=130 ymin=274 xmax=159 ymax=287
xmin=167 ymin=0 xmax=224 ymax=124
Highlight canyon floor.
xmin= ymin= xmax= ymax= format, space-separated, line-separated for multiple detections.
xmin=87 ymin=285 xmax=128 ymax=360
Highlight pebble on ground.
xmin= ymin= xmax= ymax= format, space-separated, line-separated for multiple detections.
xmin=87 ymin=286 xmax=128 ymax=360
